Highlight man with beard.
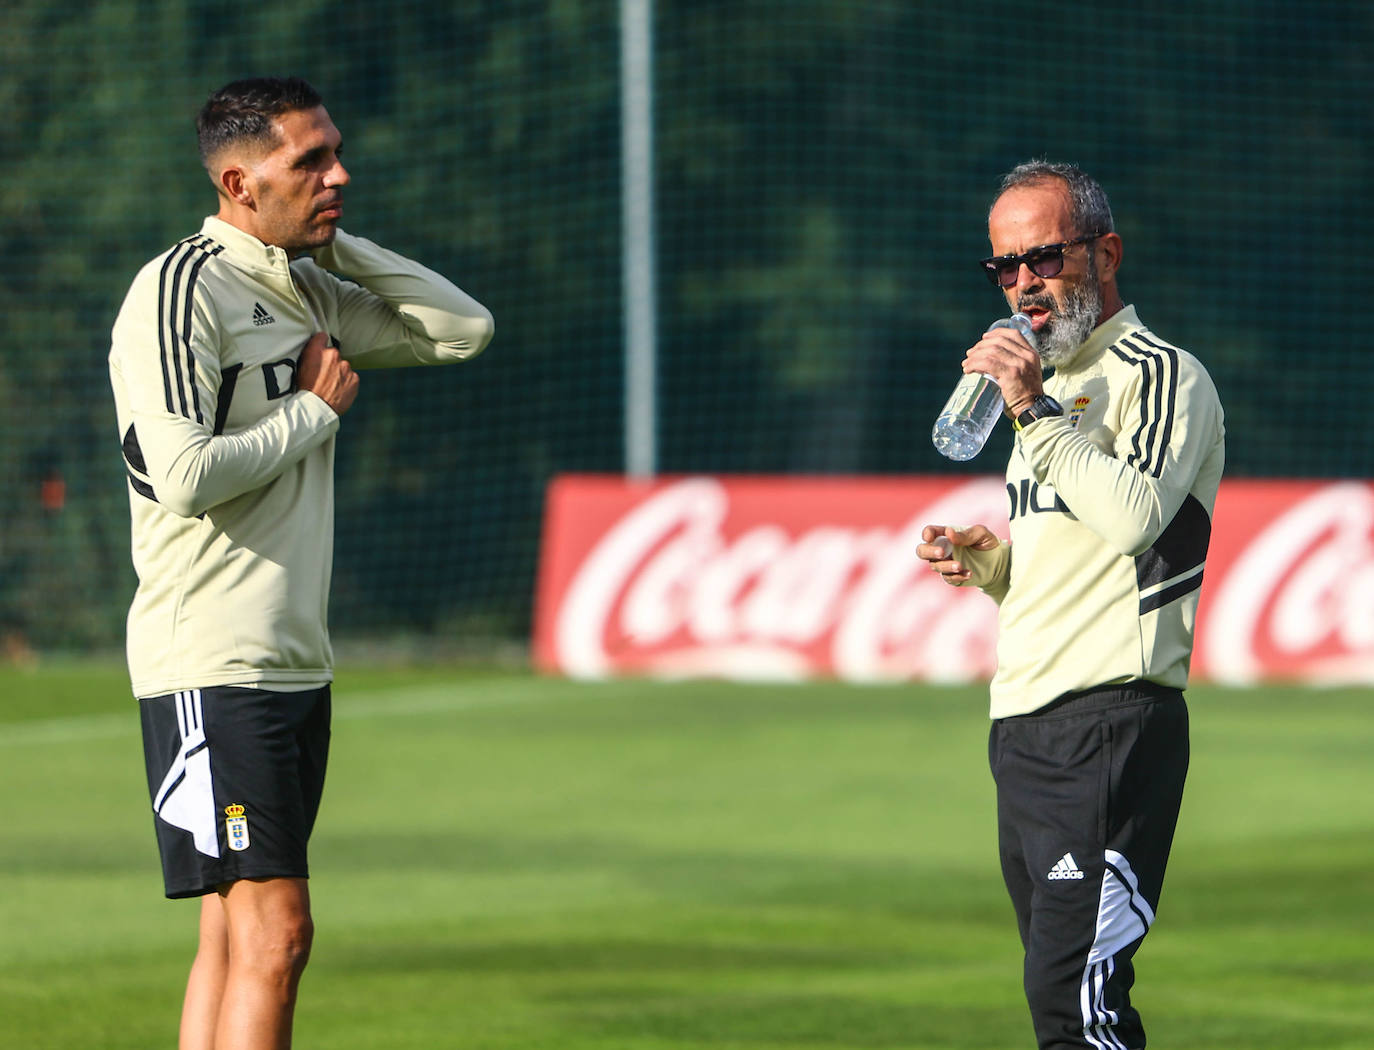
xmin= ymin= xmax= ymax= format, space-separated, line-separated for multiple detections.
xmin=917 ymin=160 xmax=1225 ymax=1050
xmin=109 ymin=77 xmax=493 ymax=1049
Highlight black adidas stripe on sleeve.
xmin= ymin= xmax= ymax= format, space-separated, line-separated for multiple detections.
xmin=1111 ymin=336 xmax=1179 ymax=479
xmin=155 ymin=236 xmax=223 ymax=424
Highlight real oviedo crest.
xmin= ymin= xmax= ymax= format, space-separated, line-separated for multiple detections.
xmin=224 ymin=804 xmax=250 ymax=852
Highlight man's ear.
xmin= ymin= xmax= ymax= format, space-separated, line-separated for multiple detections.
xmin=1096 ymin=231 xmax=1123 ymax=283
xmin=219 ymin=164 xmax=255 ymax=207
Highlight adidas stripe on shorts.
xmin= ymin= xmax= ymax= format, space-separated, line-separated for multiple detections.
xmin=989 ymin=682 xmax=1188 ymax=1050
xmin=139 ymin=685 xmax=331 ymax=899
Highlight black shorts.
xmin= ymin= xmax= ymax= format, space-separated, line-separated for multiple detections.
xmin=139 ymin=685 xmax=331 ymax=899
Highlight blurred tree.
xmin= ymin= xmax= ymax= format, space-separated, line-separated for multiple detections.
xmin=0 ymin=0 xmax=1369 ymax=652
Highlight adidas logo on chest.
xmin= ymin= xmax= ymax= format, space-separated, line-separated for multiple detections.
xmin=252 ymin=302 xmax=276 ymax=326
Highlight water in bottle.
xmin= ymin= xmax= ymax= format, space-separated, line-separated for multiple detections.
xmin=931 ymin=313 xmax=1033 ymax=461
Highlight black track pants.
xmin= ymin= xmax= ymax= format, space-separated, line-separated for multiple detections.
xmin=989 ymin=684 xmax=1189 ymax=1050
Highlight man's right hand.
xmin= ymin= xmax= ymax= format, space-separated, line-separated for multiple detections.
xmin=296 ymin=332 xmax=359 ymax=415
xmin=918 ymin=523 xmax=1001 ymax=586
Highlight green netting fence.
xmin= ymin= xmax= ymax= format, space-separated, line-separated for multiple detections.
xmin=1 ymin=1 xmax=1369 ymax=655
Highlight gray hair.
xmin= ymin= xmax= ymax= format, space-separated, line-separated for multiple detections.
xmin=992 ymin=160 xmax=1115 ymax=237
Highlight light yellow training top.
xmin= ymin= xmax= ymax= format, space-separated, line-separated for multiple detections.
xmin=109 ymin=218 xmax=493 ymax=697
xmin=958 ymin=306 xmax=1225 ymax=718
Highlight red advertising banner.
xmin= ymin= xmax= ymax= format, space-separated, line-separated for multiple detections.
xmin=533 ymin=475 xmax=1374 ymax=686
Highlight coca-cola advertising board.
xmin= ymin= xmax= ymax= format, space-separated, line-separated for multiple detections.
xmin=533 ymin=475 xmax=1374 ymax=686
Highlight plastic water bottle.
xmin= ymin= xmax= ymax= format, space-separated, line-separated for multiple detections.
xmin=931 ymin=313 xmax=1034 ymax=461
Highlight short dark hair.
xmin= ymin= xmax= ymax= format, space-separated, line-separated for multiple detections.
xmin=196 ymin=77 xmax=324 ymax=169
xmin=992 ymin=159 xmax=1115 ymax=238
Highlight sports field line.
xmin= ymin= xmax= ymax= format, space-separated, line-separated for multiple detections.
xmin=0 ymin=676 xmax=562 ymax=748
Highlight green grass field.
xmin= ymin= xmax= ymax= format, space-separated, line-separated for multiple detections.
xmin=1 ymin=664 xmax=1369 ymax=1049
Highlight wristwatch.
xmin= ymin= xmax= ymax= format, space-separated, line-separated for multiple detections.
xmin=1013 ymin=394 xmax=1064 ymax=431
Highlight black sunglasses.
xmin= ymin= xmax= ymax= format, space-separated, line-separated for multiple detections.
xmin=979 ymin=233 xmax=1103 ymax=288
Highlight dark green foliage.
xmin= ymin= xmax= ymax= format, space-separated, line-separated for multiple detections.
xmin=1 ymin=2 xmax=1369 ymax=650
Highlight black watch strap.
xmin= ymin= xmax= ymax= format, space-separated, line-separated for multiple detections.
xmin=1013 ymin=394 xmax=1064 ymax=431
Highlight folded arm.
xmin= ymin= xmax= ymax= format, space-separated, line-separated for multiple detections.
xmin=308 ymin=231 xmax=495 ymax=368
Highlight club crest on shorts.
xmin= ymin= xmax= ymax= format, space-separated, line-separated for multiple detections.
xmin=224 ymin=804 xmax=250 ymax=852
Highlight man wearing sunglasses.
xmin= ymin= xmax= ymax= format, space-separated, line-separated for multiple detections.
xmin=918 ymin=161 xmax=1225 ymax=1050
